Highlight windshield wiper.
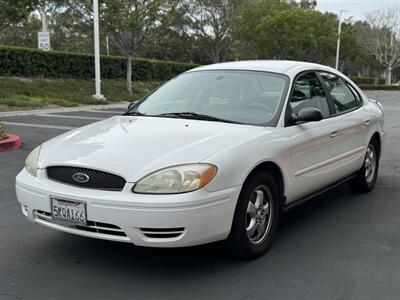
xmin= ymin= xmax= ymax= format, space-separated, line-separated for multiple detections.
xmin=123 ymin=111 xmax=149 ymax=117
xmin=156 ymin=112 xmax=242 ymax=124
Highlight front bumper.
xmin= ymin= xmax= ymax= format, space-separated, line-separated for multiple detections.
xmin=16 ymin=169 xmax=241 ymax=247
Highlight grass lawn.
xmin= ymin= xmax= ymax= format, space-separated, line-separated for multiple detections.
xmin=0 ymin=77 xmax=161 ymax=111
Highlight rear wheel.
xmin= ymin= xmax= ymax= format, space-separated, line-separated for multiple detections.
xmin=349 ymin=139 xmax=379 ymax=193
xmin=227 ymin=172 xmax=280 ymax=259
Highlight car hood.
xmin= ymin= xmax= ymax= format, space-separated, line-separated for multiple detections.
xmin=39 ymin=116 xmax=270 ymax=182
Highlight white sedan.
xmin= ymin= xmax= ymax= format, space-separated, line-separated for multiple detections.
xmin=16 ymin=61 xmax=385 ymax=258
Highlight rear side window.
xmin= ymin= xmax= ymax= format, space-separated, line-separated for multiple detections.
xmin=319 ymin=72 xmax=360 ymax=114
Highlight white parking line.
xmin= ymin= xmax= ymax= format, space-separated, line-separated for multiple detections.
xmin=38 ymin=114 xmax=105 ymax=120
xmin=3 ymin=122 xmax=76 ymax=130
xmin=89 ymin=109 xmax=125 ymax=114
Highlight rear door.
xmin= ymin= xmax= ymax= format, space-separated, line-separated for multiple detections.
xmin=318 ymin=71 xmax=370 ymax=177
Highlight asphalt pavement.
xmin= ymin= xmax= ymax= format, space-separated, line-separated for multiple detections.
xmin=0 ymin=91 xmax=399 ymax=300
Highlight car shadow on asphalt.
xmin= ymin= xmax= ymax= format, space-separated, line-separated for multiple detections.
xmin=24 ymin=183 xmax=367 ymax=277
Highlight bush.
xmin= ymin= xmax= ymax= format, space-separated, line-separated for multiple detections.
xmin=351 ymin=77 xmax=385 ymax=85
xmin=0 ymin=122 xmax=6 ymax=140
xmin=359 ymin=84 xmax=400 ymax=90
xmin=0 ymin=45 xmax=198 ymax=80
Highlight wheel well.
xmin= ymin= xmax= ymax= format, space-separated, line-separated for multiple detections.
xmin=246 ymin=162 xmax=285 ymax=210
xmin=371 ymin=132 xmax=382 ymax=158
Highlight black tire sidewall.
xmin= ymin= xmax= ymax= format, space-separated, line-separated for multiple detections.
xmin=228 ymin=171 xmax=281 ymax=259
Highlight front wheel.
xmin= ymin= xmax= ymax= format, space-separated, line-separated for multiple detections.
xmin=349 ymin=139 xmax=379 ymax=193
xmin=227 ymin=172 xmax=280 ymax=259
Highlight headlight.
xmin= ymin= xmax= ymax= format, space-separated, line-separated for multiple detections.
xmin=133 ymin=164 xmax=217 ymax=194
xmin=25 ymin=145 xmax=41 ymax=177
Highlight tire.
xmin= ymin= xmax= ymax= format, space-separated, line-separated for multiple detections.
xmin=227 ymin=171 xmax=280 ymax=259
xmin=349 ymin=139 xmax=379 ymax=193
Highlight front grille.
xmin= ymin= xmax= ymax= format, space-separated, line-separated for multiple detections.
xmin=47 ymin=166 xmax=126 ymax=191
xmin=139 ymin=227 xmax=185 ymax=239
xmin=35 ymin=210 xmax=128 ymax=238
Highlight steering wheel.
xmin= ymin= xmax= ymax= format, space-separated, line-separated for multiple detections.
xmin=246 ymin=102 xmax=273 ymax=113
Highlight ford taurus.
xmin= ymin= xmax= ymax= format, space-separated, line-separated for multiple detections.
xmin=16 ymin=61 xmax=385 ymax=258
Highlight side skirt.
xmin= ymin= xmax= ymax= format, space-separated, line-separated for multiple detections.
xmin=283 ymin=173 xmax=358 ymax=212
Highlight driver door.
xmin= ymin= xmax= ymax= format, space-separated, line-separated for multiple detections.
xmin=284 ymin=72 xmax=346 ymax=202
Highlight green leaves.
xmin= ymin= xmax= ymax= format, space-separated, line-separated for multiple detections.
xmin=0 ymin=0 xmax=39 ymax=31
xmin=98 ymin=0 xmax=164 ymax=56
xmin=0 ymin=45 xmax=197 ymax=80
xmin=234 ymin=2 xmax=337 ymax=63
xmin=0 ymin=121 xmax=6 ymax=140
xmin=179 ymin=0 xmax=237 ymax=63
xmin=256 ymin=9 xmax=337 ymax=63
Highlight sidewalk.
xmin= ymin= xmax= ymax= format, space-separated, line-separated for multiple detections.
xmin=0 ymin=101 xmax=130 ymax=117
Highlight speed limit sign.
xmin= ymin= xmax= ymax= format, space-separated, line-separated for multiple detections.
xmin=38 ymin=31 xmax=51 ymax=51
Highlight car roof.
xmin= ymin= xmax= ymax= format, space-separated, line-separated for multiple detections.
xmin=187 ymin=60 xmax=337 ymax=76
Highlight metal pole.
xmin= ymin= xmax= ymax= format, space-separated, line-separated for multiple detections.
xmin=93 ymin=0 xmax=105 ymax=100
xmin=335 ymin=10 xmax=346 ymax=70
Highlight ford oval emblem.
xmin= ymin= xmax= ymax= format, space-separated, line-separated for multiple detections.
xmin=72 ymin=173 xmax=90 ymax=183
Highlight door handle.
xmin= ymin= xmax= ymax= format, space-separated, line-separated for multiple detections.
xmin=364 ymin=119 xmax=371 ymax=126
xmin=330 ymin=130 xmax=338 ymax=138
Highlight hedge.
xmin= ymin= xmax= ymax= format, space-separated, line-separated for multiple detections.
xmin=0 ymin=122 xmax=6 ymax=140
xmin=359 ymin=84 xmax=400 ymax=90
xmin=0 ymin=45 xmax=198 ymax=80
xmin=351 ymin=76 xmax=385 ymax=85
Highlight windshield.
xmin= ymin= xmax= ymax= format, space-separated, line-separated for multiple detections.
xmin=127 ymin=70 xmax=289 ymax=126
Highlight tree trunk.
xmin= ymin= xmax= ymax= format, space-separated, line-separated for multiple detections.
xmin=385 ymin=65 xmax=392 ymax=85
xmin=40 ymin=5 xmax=48 ymax=32
xmin=126 ymin=55 xmax=133 ymax=93
xmin=213 ymin=46 xmax=220 ymax=63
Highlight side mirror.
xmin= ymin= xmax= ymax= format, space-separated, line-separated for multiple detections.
xmin=291 ymin=107 xmax=323 ymax=124
xmin=128 ymin=101 xmax=138 ymax=110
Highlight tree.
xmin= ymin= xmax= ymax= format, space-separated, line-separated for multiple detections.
xmin=365 ymin=7 xmax=400 ymax=85
xmin=49 ymin=5 xmax=96 ymax=53
xmin=69 ymin=0 xmax=164 ymax=93
xmin=0 ymin=2 xmax=98 ymax=54
xmin=236 ymin=6 xmax=337 ymax=63
xmin=102 ymin=0 xmax=164 ymax=93
xmin=0 ymin=16 xmax=41 ymax=48
xmin=139 ymin=3 xmax=209 ymax=63
xmin=298 ymin=0 xmax=317 ymax=9
xmin=233 ymin=0 xmax=295 ymax=59
xmin=0 ymin=0 xmax=39 ymax=32
xmin=339 ymin=20 xmax=382 ymax=77
xmin=180 ymin=0 xmax=236 ymax=63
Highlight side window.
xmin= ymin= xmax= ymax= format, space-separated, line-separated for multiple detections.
xmin=289 ymin=72 xmax=331 ymax=118
xmin=319 ymin=72 xmax=360 ymax=114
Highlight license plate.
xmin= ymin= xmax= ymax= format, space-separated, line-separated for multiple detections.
xmin=51 ymin=198 xmax=87 ymax=226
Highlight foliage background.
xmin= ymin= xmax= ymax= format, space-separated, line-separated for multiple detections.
xmin=0 ymin=45 xmax=197 ymax=80
xmin=0 ymin=0 xmax=394 ymax=82
xmin=0 ymin=121 xmax=6 ymax=140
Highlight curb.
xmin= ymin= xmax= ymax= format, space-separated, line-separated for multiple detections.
xmin=0 ymin=134 xmax=22 ymax=151
xmin=0 ymin=102 xmax=129 ymax=117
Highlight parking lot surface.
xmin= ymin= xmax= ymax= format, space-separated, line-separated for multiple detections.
xmin=1 ymin=91 xmax=400 ymax=300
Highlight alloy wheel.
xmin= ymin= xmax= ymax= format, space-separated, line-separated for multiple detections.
xmin=365 ymin=145 xmax=376 ymax=183
xmin=246 ymin=185 xmax=273 ymax=245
